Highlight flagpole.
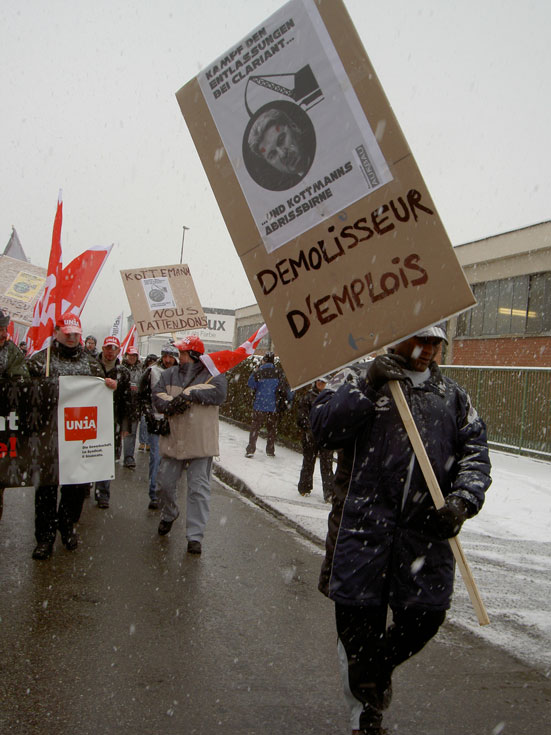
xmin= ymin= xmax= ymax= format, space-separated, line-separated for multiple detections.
xmin=180 ymin=226 xmax=189 ymax=264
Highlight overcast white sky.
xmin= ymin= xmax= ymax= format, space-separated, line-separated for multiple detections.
xmin=1 ymin=0 xmax=550 ymax=337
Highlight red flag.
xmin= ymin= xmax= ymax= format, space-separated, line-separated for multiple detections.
xmin=26 ymin=193 xmax=63 ymax=356
xmin=120 ymin=324 xmax=138 ymax=355
xmin=6 ymin=321 xmax=14 ymax=341
xmin=200 ymin=324 xmax=268 ymax=377
xmin=59 ymin=244 xmax=113 ymax=317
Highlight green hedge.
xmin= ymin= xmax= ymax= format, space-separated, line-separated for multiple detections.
xmin=221 ymin=358 xmax=310 ymax=450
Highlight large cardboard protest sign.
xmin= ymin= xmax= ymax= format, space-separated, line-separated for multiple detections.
xmin=176 ymin=0 xmax=475 ymax=387
xmin=0 ymin=255 xmax=46 ymax=326
xmin=120 ymin=264 xmax=207 ymax=336
xmin=58 ymin=376 xmax=115 ymax=484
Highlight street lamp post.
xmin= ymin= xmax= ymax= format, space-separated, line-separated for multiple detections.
xmin=180 ymin=225 xmax=190 ymax=264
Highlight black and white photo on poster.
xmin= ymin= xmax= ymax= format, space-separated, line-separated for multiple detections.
xmin=198 ymin=0 xmax=392 ymax=254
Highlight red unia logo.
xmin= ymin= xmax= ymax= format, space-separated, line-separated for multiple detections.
xmin=64 ymin=406 xmax=97 ymax=442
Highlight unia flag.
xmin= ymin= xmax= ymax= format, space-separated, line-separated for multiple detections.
xmin=59 ymin=244 xmax=113 ymax=317
xmin=200 ymin=324 xmax=268 ymax=376
xmin=26 ymin=192 xmax=63 ymax=356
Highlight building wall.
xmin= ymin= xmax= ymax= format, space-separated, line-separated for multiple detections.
xmin=452 ymin=336 xmax=551 ymax=367
xmin=449 ymin=221 xmax=551 ymax=367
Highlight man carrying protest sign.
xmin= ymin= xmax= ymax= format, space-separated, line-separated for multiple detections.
xmin=0 ymin=308 xmax=30 ymax=520
xmin=310 ymin=324 xmax=492 ymax=735
xmin=94 ymin=335 xmax=131 ymax=508
xmin=152 ymin=335 xmax=227 ymax=555
xmin=27 ymin=312 xmax=106 ymax=559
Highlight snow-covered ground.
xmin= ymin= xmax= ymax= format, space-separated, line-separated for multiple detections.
xmin=215 ymin=420 xmax=551 ymax=676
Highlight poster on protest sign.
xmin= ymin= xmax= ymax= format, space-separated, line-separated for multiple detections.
xmin=0 ymin=379 xmax=58 ymax=487
xmin=0 ymin=255 xmax=46 ymax=326
xmin=120 ymin=264 xmax=207 ymax=337
xmin=195 ymin=0 xmax=392 ymax=254
xmin=57 ymin=376 xmax=115 ymax=485
xmin=176 ymin=0 xmax=475 ymax=388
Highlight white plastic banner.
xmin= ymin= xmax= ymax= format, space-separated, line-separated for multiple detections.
xmin=58 ymin=376 xmax=115 ymax=484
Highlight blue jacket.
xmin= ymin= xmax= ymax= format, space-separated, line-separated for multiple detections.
xmin=311 ymin=362 xmax=491 ymax=611
xmin=248 ymin=362 xmax=282 ymax=413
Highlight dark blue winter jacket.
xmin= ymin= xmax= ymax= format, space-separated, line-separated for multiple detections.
xmin=311 ymin=362 xmax=491 ymax=611
xmin=248 ymin=362 xmax=281 ymax=413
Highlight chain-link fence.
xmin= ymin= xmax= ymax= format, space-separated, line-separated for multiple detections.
xmin=221 ymin=361 xmax=551 ymax=461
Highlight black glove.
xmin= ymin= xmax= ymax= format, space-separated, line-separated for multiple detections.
xmin=366 ymin=354 xmax=408 ymax=391
xmin=164 ymin=393 xmax=191 ymax=416
xmin=422 ymin=496 xmax=471 ymax=540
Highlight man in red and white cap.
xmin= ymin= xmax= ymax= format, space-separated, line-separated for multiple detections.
xmin=27 ymin=312 xmax=106 ymax=560
xmin=152 ymin=335 xmax=227 ymax=555
xmin=94 ymin=335 xmax=131 ymax=508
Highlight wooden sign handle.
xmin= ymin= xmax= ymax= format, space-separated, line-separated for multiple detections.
xmin=388 ymin=380 xmax=490 ymax=626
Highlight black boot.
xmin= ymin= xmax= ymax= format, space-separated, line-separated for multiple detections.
xmin=32 ymin=541 xmax=54 ymax=560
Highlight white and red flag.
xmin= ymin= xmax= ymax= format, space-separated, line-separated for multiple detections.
xmin=7 ymin=321 xmax=14 ymax=341
xmin=200 ymin=323 xmax=268 ymax=377
xmin=120 ymin=324 xmax=138 ymax=355
xmin=26 ymin=192 xmax=64 ymax=357
xmin=59 ymin=244 xmax=113 ymax=318
xmin=110 ymin=312 xmax=124 ymax=341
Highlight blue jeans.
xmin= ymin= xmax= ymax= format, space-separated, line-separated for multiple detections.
xmin=123 ymin=419 xmax=138 ymax=465
xmin=139 ymin=416 xmax=148 ymax=445
xmin=148 ymin=433 xmax=161 ymax=500
xmin=95 ymin=479 xmax=111 ymax=503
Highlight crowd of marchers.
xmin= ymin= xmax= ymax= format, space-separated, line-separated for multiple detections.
xmin=0 ymin=308 xmax=230 ymax=560
xmin=0 ymin=307 xmax=492 ymax=735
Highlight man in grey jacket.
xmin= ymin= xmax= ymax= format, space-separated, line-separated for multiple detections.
xmin=152 ymin=335 xmax=227 ymax=555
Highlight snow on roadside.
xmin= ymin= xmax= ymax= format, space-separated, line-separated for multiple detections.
xmin=217 ymin=422 xmax=551 ymax=675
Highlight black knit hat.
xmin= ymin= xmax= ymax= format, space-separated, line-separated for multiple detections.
xmin=0 ymin=309 xmax=10 ymax=327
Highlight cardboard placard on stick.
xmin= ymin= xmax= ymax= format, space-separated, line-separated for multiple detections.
xmin=0 ymin=255 xmax=46 ymax=326
xmin=120 ymin=264 xmax=206 ymax=337
xmin=176 ymin=0 xmax=475 ymax=388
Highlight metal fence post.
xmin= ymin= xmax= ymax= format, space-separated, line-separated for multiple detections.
xmin=518 ymin=370 xmax=529 ymax=454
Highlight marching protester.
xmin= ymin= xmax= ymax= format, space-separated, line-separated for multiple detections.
xmin=0 ymin=309 xmax=29 ymax=379
xmin=311 ymin=325 xmax=492 ymax=735
xmin=245 ymin=352 xmax=291 ymax=458
xmin=296 ymin=376 xmax=334 ymax=502
xmin=138 ymin=345 xmax=178 ymax=510
xmin=84 ymin=335 xmax=98 ymax=358
xmin=94 ymin=335 xmax=131 ymax=509
xmin=138 ymin=353 xmax=158 ymax=451
xmin=0 ymin=309 xmax=30 ymax=520
xmin=27 ymin=313 xmax=107 ymax=559
xmin=121 ymin=345 xmax=143 ymax=469
xmin=152 ymin=335 xmax=226 ymax=555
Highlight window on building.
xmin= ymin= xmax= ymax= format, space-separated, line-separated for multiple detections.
xmin=456 ymin=272 xmax=550 ymax=337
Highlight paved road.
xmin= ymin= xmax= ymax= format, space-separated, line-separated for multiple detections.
xmin=0 ymin=455 xmax=549 ymax=735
